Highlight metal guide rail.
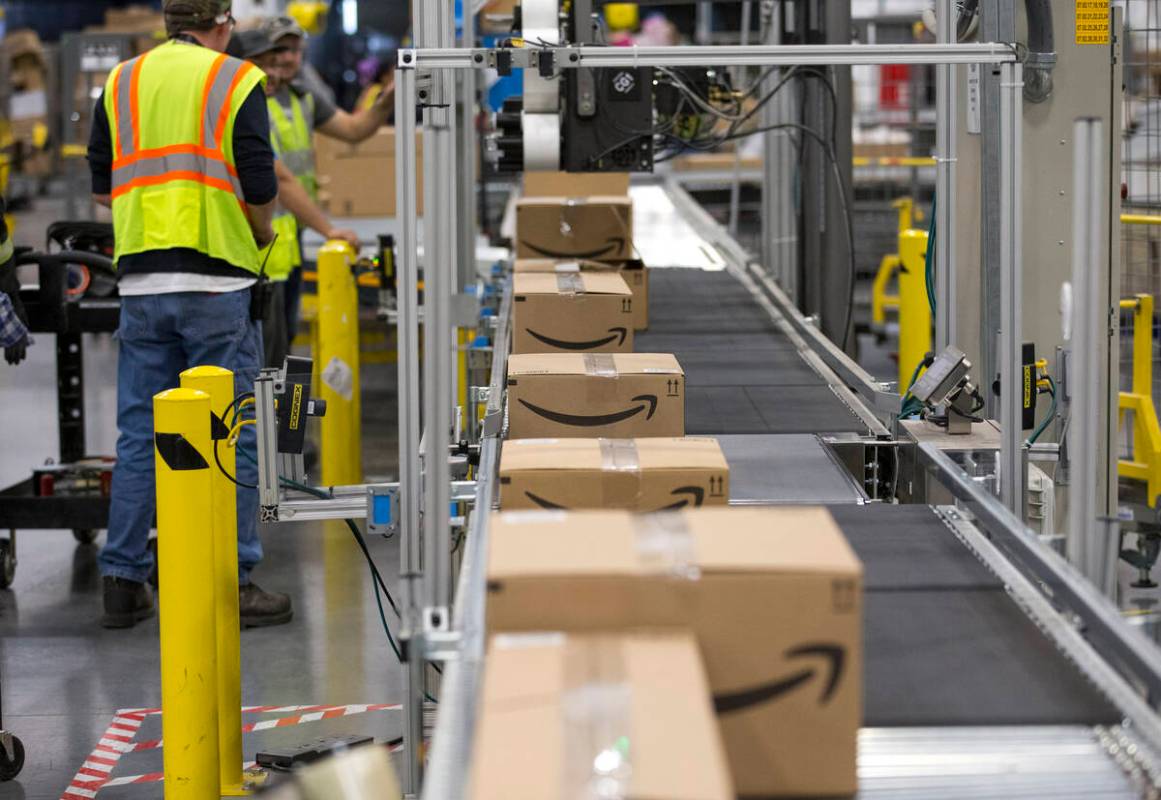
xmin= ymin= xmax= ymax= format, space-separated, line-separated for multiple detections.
xmin=421 ymin=182 xmax=1161 ymax=798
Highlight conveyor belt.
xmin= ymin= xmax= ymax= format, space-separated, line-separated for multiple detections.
xmin=830 ymin=504 xmax=1121 ymax=727
xmin=636 ymin=268 xmax=869 ymax=435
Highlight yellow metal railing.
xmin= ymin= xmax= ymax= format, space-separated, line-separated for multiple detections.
xmin=1118 ymin=294 xmax=1161 ymax=506
xmin=316 ymin=240 xmax=363 ymax=486
xmin=871 ymin=197 xmax=916 ymax=328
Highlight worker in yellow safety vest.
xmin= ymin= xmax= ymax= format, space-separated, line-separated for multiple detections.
xmin=258 ymin=15 xmax=394 ymax=343
xmin=228 ymin=28 xmax=358 ymax=368
xmin=87 ymin=0 xmax=293 ymax=629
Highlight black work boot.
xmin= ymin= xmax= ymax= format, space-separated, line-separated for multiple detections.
xmin=239 ymin=582 xmax=293 ymax=628
xmin=102 ymin=576 xmax=155 ymax=629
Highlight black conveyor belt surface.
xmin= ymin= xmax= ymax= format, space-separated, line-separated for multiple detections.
xmin=635 ymin=269 xmax=867 ymax=435
xmin=829 ymin=505 xmax=1121 ymax=726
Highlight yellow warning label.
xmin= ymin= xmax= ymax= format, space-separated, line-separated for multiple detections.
xmin=1076 ymin=0 xmax=1109 ymax=45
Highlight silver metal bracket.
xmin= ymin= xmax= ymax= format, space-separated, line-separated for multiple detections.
xmin=367 ymin=485 xmax=401 ymax=537
xmin=424 ymin=605 xmax=452 ymax=635
xmin=425 ymin=629 xmax=464 ymax=662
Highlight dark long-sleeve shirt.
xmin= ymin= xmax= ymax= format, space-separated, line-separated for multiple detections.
xmin=88 ymin=74 xmax=278 ymax=280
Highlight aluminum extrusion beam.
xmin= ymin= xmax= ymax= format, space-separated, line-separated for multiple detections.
xmin=935 ymin=0 xmax=957 ymax=351
xmin=399 ymin=42 xmax=1019 ymax=70
xmin=1069 ymin=118 xmax=1116 ymax=593
xmin=998 ymin=62 xmax=1023 ymax=512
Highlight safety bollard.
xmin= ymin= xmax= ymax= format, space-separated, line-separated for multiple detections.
xmin=153 ymin=388 xmax=220 ymax=799
xmin=897 ymin=229 xmax=932 ymax=394
xmin=180 ymin=367 xmax=244 ymax=795
xmin=316 ymin=239 xmax=363 ymax=486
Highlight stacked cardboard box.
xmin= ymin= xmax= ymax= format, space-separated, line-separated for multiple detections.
xmin=469 ymin=630 xmax=733 ymax=799
xmin=514 ymin=258 xmax=649 ymax=331
xmin=485 ymin=507 xmax=864 ymax=798
xmin=522 ymin=170 xmax=630 ymax=198
xmin=515 ymin=196 xmax=633 ymax=260
xmin=506 ymin=353 xmax=684 ymax=439
xmin=512 ymin=272 xmax=635 ymax=354
xmin=3 ymin=30 xmax=51 ymax=178
xmin=315 ymin=128 xmax=423 ymax=218
xmin=498 ymin=437 xmax=729 ymax=511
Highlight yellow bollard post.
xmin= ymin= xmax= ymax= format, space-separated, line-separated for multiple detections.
xmin=897 ymin=229 xmax=932 ymax=394
xmin=153 ymin=388 xmax=220 ymax=799
xmin=316 ymin=240 xmax=362 ymax=486
xmin=180 ymin=367 xmax=245 ymax=795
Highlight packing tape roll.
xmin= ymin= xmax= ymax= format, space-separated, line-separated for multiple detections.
xmin=524 ymin=113 xmax=561 ymax=171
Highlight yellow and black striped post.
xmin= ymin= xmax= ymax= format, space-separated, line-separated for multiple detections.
xmin=180 ymin=367 xmax=244 ymax=795
xmin=153 ymin=387 xmax=220 ymax=799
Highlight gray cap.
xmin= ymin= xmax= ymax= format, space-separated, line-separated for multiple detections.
xmin=259 ymin=15 xmax=306 ymax=45
xmin=227 ymin=28 xmax=277 ymax=61
xmin=163 ymin=0 xmax=232 ymax=35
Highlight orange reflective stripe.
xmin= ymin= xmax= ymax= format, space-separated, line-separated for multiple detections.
xmin=113 ymin=143 xmax=238 ymax=177
xmin=109 ymin=63 xmax=125 ymax=160
xmin=111 ymin=170 xmax=242 ymax=204
xmin=200 ymin=53 xmax=230 ymax=148
xmin=127 ymin=49 xmax=149 ymax=155
xmin=214 ymin=61 xmax=256 ymax=148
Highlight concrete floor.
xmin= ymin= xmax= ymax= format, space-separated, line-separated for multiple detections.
xmin=0 ymin=195 xmax=409 ymax=799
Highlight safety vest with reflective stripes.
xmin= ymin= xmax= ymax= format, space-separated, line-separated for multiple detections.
xmin=265 ymin=129 xmax=301 ymax=282
xmin=268 ymin=90 xmax=317 ymax=199
xmin=104 ymin=40 xmax=266 ymax=273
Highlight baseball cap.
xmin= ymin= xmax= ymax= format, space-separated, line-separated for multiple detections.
xmin=163 ymin=0 xmax=232 ymax=35
xmin=259 ymin=16 xmax=307 ymax=45
xmin=227 ymin=29 xmax=277 ymax=61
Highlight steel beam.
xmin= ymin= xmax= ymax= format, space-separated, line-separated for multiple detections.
xmin=935 ymin=0 xmax=957 ymax=351
xmin=998 ymin=62 xmax=1023 ymax=513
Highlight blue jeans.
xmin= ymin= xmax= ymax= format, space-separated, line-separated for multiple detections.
xmin=99 ymin=290 xmax=264 ymax=585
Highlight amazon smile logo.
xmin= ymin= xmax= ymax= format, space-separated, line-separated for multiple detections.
xmin=517 ymin=395 xmax=658 ymax=427
xmin=713 ymin=644 xmax=845 ymax=714
xmin=526 ymin=327 xmax=628 ymax=351
xmin=522 ymin=485 xmax=706 ymax=511
xmin=521 ymin=236 xmax=627 ymax=259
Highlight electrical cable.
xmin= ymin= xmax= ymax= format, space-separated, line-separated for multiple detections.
xmin=1025 ymin=375 xmax=1058 ymax=445
xmin=925 ymin=194 xmax=937 ymax=315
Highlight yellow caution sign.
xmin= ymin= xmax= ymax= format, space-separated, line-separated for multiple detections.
xmin=1076 ymin=1 xmax=1109 ymax=45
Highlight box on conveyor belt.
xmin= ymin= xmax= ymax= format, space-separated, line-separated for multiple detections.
xmin=485 ymin=507 xmax=863 ymax=798
xmin=506 ymin=353 xmax=684 ymax=439
xmin=468 ymin=630 xmax=734 ymax=800
xmin=512 ymin=273 xmax=635 ymax=355
xmin=514 ymin=258 xmax=649 ymax=331
xmin=314 ymin=128 xmax=423 ymax=217
xmin=498 ymin=437 xmax=729 ymax=511
xmin=522 ymin=170 xmax=631 ymax=197
xmin=515 ymin=197 xmax=633 ymax=260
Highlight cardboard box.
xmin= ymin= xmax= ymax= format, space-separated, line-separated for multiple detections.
xmin=514 ymin=258 xmax=649 ymax=331
xmin=315 ymin=127 xmax=423 ymax=217
xmin=499 ymin=437 xmax=729 ymax=511
xmin=522 ymin=170 xmax=630 ymax=198
xmin=486 ymin=507 xmax=863 ymax=797
xmin=515 ymin=196 xmax=633 ymax=260
xmin=506 ymin=353 xmax=684 ymax=439
xmin=469 ymin=631 xmax=734 ymax=800
xmin=512 ymin=272 xmax=634 ymax=355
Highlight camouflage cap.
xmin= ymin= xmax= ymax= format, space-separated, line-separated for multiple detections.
xmin=163 ymin=0 xmax=232 ymax=35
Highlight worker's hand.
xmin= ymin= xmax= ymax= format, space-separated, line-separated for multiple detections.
xmin=374 ymin=77 xmax=395 ymax=115
xmin=327 ymin=228 xmax=361 ymax=250
xmin=4 ymin=334 xmax=29 ymax=365
xmin=253 ymin=224 xmax=276 ymax=250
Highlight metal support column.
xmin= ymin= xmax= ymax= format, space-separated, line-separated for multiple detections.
xmin=998 ymin=62 xmax=1023 ymax=512
xmin=420 ymin=0 xmax=456 ymax=634
xmin=457 ymin=3 xmax=478 ymax=291
xmin=935 ymin=0 xmax=957 ymax=351
xmin=728 ymin=0 xmax=752 ymax=238
xmin=393 ymin=61 xmax=424 ymax=798
xmin=979 ymin=0 xmax=1015 ymax=416
xmin=1069 ymin=118 xmax=1114 ymax=592
xmin=760 ymin=2 xmax=797 ymax=295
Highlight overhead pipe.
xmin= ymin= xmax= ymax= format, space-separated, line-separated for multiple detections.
xmin=1022 ymin=0 xmax=1055 ymax=103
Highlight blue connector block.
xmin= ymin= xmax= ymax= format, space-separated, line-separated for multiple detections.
xmin=372 ymin=494 xmax=394 ymax=527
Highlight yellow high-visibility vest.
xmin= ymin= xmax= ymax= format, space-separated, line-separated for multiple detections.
xmin=105 ymin=40 xmax=266 ymax=273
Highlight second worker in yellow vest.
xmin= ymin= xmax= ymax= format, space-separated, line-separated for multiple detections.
xmin=228 ymin=27 xmax=357 ymax=368
xmin=260 ymin=15 xmax=394 ymax=345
